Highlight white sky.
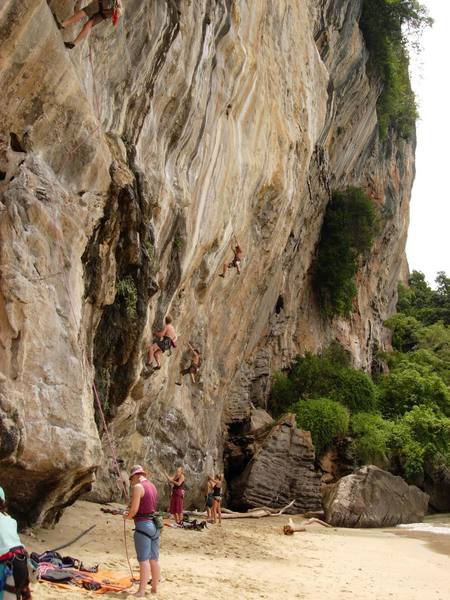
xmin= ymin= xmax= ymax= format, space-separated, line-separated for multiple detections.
xmin=408 ymin=0 xmax=450 ymax=286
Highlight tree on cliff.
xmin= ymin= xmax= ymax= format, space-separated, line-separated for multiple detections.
xmin=360 ymin=0 xmax=432 ymax=138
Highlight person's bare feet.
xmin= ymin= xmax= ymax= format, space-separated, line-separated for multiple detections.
xmin=132 ymin=592 xmax=146 ymax=597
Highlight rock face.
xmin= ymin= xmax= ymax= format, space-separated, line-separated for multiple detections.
xmin=0 ymin=0 xmax=415 ymax=523
xmin=424 ymin=464 xmax=450 ymax=512
xmin=322 ymin=466 xmax=429 ymax=528
xmin=227 ymin=414 xmax=322 ymax=513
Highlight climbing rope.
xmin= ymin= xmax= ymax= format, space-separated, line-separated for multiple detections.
xmin=60 ymin=260 xmax=135 ymax=580
xmin=123 ymin=518 xmax=136 ymax=581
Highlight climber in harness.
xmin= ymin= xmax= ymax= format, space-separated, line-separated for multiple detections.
xmin=59 ymin=0 xmax=123 ymax=49
xmin=175 ymin=342 xmax=201 ymax=386
xmin=0 ymin=486 xmax=32 ymax=599
xmin=219 ymin=235 xmax=244 ymax=278
xmin=146 ymin=314 xmax=178 ymax=370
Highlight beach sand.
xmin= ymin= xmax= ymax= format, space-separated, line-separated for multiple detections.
xmin=23 ymin=500 xmax=450 ymax=600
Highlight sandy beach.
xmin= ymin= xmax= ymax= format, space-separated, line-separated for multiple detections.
xmin=20 ymin=501 xmax=450 ymax=600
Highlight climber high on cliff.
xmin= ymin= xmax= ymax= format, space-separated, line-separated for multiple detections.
xmin=219 ymin=235 xmax=244 ymax=278
xmin=147 ymin=315 xmax=178 ymax=370
xmin=175 ymin=342 xmax=202 ymax=386
xmin=59 ymin=0 xmax=123 ymax=49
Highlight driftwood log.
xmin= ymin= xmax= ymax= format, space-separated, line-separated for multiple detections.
xmin=186 ymin=499 xmax=297 ymax=520
xmin=283 ymin=517 xmax=332 ymax=535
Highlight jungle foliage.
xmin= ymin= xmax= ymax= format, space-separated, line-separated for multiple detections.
xmin=270 ymin=271 xmax=450 ymax=481
xmin=360 ymin=0 xmax=432 ymax=138
xmin=313 ymin=187 xmax=379 ymax=318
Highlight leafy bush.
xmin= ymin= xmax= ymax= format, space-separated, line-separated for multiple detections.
xmin=385 ymin=313 xmax=422 ymax=352
xmin=378 ymin=366 xmax=450 ymax=418
xmin=293 ymin=398 xmax=350 ymax=456
xmin=116 ymin=275 xmax=137 ymax=319
xmin=271 ymin=371 xmax=297 ymax=417
xmin=290 ymin=353 xmax=378 ymax=413
xmin=398 ymin=271 xmax=450 ymax=326
xmin=360 ymin=0 xmax=431 ymax=138
xmin=390 ymin=407 xmax=450 ymax=478
xmin=351 ymin=412 xmax=392 ymax=466
xmin=313 ymin=187 xmax=378 ymax=317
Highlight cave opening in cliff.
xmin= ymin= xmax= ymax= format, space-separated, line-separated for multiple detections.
xmin=275 ymin=295 xmax=284 ymax=314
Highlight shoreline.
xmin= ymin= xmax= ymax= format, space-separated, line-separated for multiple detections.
xmin=393 ymin=529 xmax=450 ymax=558
xmin=22 ymin=501 xmax=450 ymax=600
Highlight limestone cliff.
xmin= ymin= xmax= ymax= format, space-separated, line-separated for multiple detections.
xmin=0 ymin=0 xmax=415 ymax=524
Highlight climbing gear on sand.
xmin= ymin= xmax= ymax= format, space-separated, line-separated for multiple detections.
xmin=100 ymin=507 xmax=126 ymax=516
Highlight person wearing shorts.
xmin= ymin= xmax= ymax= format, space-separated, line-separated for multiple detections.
xmin=147 ymin=314 xmax=177 ymax=369
xmin=211 ymin=473 xmax=223 ymax=525
xmin=175 ymin=342 xmax=201 ymax=385
xmin=60 ymin=0 xmax=122 ymax=48
xmin=124 ymin=465 xmax=160 ymax=597
xmin=219 ymin=235 xmax=244 ymax=278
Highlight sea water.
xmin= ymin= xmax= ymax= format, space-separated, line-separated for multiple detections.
xmin=396 ymin=513 xmax=450 ymax=535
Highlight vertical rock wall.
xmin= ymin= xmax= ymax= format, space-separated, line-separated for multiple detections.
xmin=0 ymin=0 xmax=415 ymax=523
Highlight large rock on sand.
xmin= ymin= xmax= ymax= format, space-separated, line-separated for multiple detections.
xmin=227 ymin=414 xmax=322 ymax=513
xmin=323 ymin=466 xmax=429 ymax=528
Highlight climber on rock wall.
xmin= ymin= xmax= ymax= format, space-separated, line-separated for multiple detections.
xmin=219 ymin=235 xmax=244 ymax=278
xmin=147 ymin=315 xmax=178 ymax=370
xmin=58 ymin=0 xmax=123 ymax=49
xmin=175 ymin=342 xmax=202 ymax=386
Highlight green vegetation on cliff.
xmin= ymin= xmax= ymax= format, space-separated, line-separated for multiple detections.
xmin=271 ymin=271 xmax=450 ymax=481
xmin=312 ymin=187 xmax=378 ymax=317
xmin=360 ymin=0 xmax=431 ymax=138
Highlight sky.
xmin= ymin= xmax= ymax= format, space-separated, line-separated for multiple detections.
xmin=407 ymin=0 xmax=450 ymax=286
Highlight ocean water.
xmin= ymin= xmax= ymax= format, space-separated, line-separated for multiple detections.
xmin=396 ymin=513 xmax=450 ymax=535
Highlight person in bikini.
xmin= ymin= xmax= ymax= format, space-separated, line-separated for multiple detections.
xmin=211 ymin=473 xmax=223 ymax=525
xmin=175 ymin=342 xmax=201 ymax=386
xmin=59 ymin=0 xmax=123 ymax=49
xmin=219 ymin=235 xmax=243 ymax=278
xmin=123 ymin=465 xmax=160 ymax=597
xmin=147 ymin=315 xmax=177 ymax=369
xmin=202 ymin=476 xmax=215 ymax=522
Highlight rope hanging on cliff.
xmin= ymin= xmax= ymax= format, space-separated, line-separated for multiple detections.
xmin=59 ymin=267 xmax=135 ymax=581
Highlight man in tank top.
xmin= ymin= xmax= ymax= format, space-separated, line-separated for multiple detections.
xmin=123 ymin=465 xmax=160 ymax=596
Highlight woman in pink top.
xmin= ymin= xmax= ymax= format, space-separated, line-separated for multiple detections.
xmin=123 ymin=465 xmax=160 ymax=596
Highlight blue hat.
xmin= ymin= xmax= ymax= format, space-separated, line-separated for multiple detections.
xmin=0 ymin=487 xmax=5 ymax=502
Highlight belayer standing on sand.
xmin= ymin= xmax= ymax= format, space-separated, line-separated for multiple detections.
xmin=147 ymin=314 xmax=178 ymax=370
xmin=175 ymin=342 xmax=201 ymax=386
xmin=0 ymin=486 xmax=33 ymax=599
xmin=202 ymin=476 xmax=215 ymax=522
xmin=59 ymin=0 xmax=123 ymax=49
xmin=123 ymin=465 xmax=161 ymax=597
xmin=211 ymin=474 xmax=223 ymax=525
xmin=219 ymin=235 xmax=244 ymax=278
xmin=164 ymin=466 xmax=185 ymax=526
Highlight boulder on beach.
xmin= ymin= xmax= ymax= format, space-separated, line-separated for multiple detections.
xmin=322 ymin=465 xmax=429 ymax=528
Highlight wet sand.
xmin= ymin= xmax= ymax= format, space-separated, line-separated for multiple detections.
xmin=23 ymin=501 xmax=450 ymax=600
xmin=394 ymin=529 xmax=450 ymax=558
